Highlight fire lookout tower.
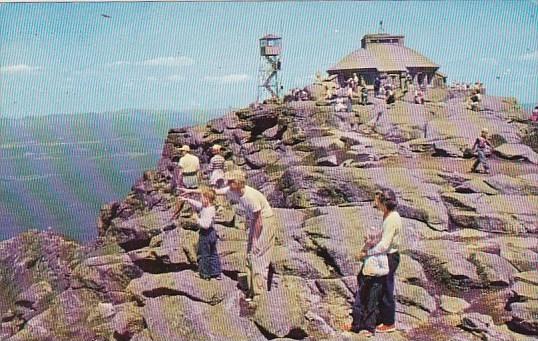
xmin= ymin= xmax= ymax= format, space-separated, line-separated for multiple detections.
xmin=257 ymin=34 xmax=283 ymax=102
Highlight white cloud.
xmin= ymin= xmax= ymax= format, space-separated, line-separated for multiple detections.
xmin=204 ymin=73 xmax=251 ymax=84
xmin=110 ymin=56 xmax=194 ymax=67
xmin=519 ymin=50 xmax=538 ymax=61
xmin=166 ymin=74 xmax=185 ymax=82
xmin=147 ymin=74 xmax=185 ymax=83
xmin=480 ymin=57 xmax=498 ymax=66
xmin=0 ymin=64 xmax=42 ymax=74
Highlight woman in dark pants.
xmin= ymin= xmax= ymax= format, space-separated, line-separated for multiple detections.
xmin=348 ymin=225 xmax=389 ymax=337
xmin=362 ymin=189 xmax=402 ymax=334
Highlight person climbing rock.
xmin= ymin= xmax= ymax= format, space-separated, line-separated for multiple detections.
xmin=471 ymin=128 xmax=493 ymax=174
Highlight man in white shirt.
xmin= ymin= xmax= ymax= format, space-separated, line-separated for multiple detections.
xmin=177 ymin=145 xmax=200 ymax=189
xmin=220 ymin=170 xmax=275 ymax=302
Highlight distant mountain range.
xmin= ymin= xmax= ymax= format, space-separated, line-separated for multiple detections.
xmin=0 ymin=109 xmax=227 ymax=242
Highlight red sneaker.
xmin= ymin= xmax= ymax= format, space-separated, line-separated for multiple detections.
xmin=341 ymin=323 xmax=353 ymax=332
xmin=375 ymin=324 xmax=396 ymax=333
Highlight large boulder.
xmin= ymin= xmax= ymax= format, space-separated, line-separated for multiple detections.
xmin=442 ymin=192 xmax=538 ymax=234
xmin=12 ymin=281 xmax=54 ymax=322
xmin=495 ymin=143 xmax=538 ymax=164
xmin=244 ymin=149 xmax=280 ymax=169
xmin=508 ymin=301 xmax=538 ymax=335
xmin=468 ymin=251 xmax=518 ymax=286
xmin=127 ymin=271 xmax=236 ymax=305
xmin=143 ymin=295 xmax=265 ymax=341
xmin=252 ymin=277 xmax=308 ymax=338
xmin=460 ymin=312 xmax=513 ymax=341
xmin=440 ymin=295 xmax=471 ymax=314
xmin=484 ymin=174 xmax=538 ymax=195
xmin=395 ymin=280 xmax=437 ymax=313
xmin=112 ymin=302 xmax=145 ymax=340
xmin=6 ymin=289 xmax=113 ymax=341
xmin=104 ymin=211 xmax=172 ymax=251
xmin=72 ymin=254 xmax=143 ymax=303
xmin=500 ymin=242 xmax=538 ymax=272
xmin=271 ymin=246 xmax=332 ymax=279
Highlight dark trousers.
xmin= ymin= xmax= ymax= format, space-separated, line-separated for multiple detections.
xmin=352 ymin=274 xmax=384 ymax=332
xmin=197 ymin=228 xmax=222 ymax=278
xmin=378 ymin=252 xmax=400 ymax=326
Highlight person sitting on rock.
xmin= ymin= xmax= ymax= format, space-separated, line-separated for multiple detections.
xmin=344 ymin=226 xmax=389 ymax=337
xmin=467 ymin=90 xmax=482 ymax=111
xmin=177 ymin=145 xmax=201 ymax=189
xmin=178 ymin=187 xmax=222 ymax=280
xmin=471 ymin=128 xmax=493 ymax=174
xmin=335 ymin=96 xmax=347 ymax=112
xmin=299 ymin=89 xmax=310 ymax=101
xmin=208 ymin=144 xmax=226 ymax=189
xmin=414 ymin=89 xmax=425 ymax=104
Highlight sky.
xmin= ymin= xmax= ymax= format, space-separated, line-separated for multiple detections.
xmin=0 ymin=1 xmax=537 ymax=118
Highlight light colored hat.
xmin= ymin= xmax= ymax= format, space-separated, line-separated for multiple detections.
xmin=211 ymin=144 xmax=222 ymax=151
xmin=224 ymin=170 xmax=246 ymax=183
xmin=481 ymin=128 xmax=489 ymax=134
xmin=178 ymin=145 xmax=191 ymax=152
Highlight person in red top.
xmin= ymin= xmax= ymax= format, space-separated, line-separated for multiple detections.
xmin=471 ymin=128 xmax=493 ymax=174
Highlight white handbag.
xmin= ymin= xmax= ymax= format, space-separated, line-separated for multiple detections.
xmin=362 ymin=254 xmax=390 ymax=276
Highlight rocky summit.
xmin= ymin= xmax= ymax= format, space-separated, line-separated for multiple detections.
xmin=1 ymin=85 xmax=537 ymax=341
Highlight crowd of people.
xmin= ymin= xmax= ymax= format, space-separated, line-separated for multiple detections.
xmin=449 ymin=81 xmax=484 ymax=92
xmin=168 ymin=142 xmax=403 ymax=337
xmin=325 ymin=73 xmax=370 ymax=112
xmin=289 ymin=88 xmax=311 ymax=101
xmin=163 ymin=76 xmax=525 ymax=335
xmin=170 ymin=144 xmax=276 ymax=304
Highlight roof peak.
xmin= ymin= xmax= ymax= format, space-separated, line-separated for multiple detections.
xmin=361 ymin=33 xmax=405 ymax=49
xmin=362 ymin=33 xmax=405 ymax=39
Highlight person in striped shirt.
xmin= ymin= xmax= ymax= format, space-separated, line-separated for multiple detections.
xmin=208 ymin=144 xmax=226 ymax=188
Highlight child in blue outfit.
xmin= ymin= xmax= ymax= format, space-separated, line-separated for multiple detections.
xmin=178 ymin=188 xmax=222 ymax=280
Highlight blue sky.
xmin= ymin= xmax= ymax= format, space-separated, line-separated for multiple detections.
xmin=0 ymin=1 xmax=537 ymax=118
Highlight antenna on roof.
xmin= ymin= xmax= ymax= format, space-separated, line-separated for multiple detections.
xmin=378 ymin=20 xmax=384 ymax=34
